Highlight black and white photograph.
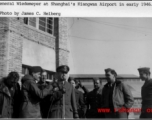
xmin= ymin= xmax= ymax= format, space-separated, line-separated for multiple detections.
xmin=0 ymin=1 xmax=152 ymax=119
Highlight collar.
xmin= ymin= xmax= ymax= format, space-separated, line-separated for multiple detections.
xmin=105 ymin=80 xmax=121 ymax=87
xmin=0 ymin=82 xmax=11 ymax=97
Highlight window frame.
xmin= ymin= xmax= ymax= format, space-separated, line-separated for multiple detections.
xmin=24 ymin=17 xmax=54 ymax=35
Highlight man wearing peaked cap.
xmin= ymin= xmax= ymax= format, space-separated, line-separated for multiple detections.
xmin=56 ymin=65 xmax=70 ymax=73
xmin=138 ymin=67 xmax=152 ymax=118
xmin=48 ymin=65 xmax=79 ymax=119
xmin=105 ymin=68 xmax=117 ymax=77
xmin=138 ymin=67 xmax=150 ymax=81
xmin=29 ymin=66 xmax=43 ymax=74
xmin=101 ymin=68 xmax=134 ymax=118
xmin=19 ymin=66 xmax=53 ymax=118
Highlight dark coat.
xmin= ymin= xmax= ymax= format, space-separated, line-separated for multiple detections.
xmin=86 ymin=86 xmax=104 ymax=118
xmin=19 ymin=75 xmax=53 ymax=118
xmin=140 ymin=79 xmax=152 ymax=118
xmin=0 ymin=81 xmax=14 ymax=118
xmin=12 ymin=83 xmax=21 ymax=118
xmin=48 ymin=81 xmax=78 ymax=118
xmin=75 ymin=89 xmax=85 ymax=118
xmin=37 ymin=81 xmax=51 ymax=118
xmin=101 ymin=80 xmax=134 ymax=110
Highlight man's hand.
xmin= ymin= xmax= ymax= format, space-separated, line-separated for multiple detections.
xmin=79 ymin=81 xmax=83 ymax=88
xmin=54 ymin=87 xmax=59 ymax=91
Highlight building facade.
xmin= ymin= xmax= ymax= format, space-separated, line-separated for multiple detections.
xmin=0 ymin=17 xmax=69 ymax=79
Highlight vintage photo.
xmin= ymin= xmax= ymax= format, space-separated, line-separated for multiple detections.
xmin=0 ymin=17 xmax=152 ymax=118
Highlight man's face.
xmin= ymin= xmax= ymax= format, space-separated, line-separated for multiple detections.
xmin=58 ymin=71 xmax=68 ymax=81
xmin=94 ymin=79 xmax=100 ymax=89
xmin=7 ymin=78 xmax=18 ymax=88
xmin=105 ymin=71 xmax=115 ymax=83
xmin=33 ymin=72 xmax=41 ymax=82
xmin=139 ymin=72 xmax=148 ymax=81
xmin=75 ymin=80 xmax=80 ymax=89
xmin=70 ymin=80 xmax=76 ymax=88
xmin=42 ymin=72 xmax=47 ymax=82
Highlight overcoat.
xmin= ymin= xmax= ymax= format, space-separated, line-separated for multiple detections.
xmin=19 ymin=75 xmax=53 ymax=118
xmin=86 ymin=86 xmax=104 ymax=118
xmin=0 ymin=81 xmax=14 ymax=118
xmin=101 ymin=80 xmax=134 ymax=110
xmin=75 ymin=89 xmax=85 ymax=118
xmin=48 ymin=81 xmax=78 ymax=118
xmin=140 ymin=79 xmax=152 ymax=118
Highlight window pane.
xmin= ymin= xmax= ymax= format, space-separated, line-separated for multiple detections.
xmin=47 ymin=18 xmax=53 ymax=24
xmin=29 ymin=18 xmax=36 ymax=27
xmin=47 ymin=28 xmax=52 ymax=34
xmin=47 ymin=24 xmax=52 ymax=29
xmin=22 ymin=67 xmax=25 ymax=74
xmin=39 ymin=17 xmax=46 ymax=22
xmin=24 ymin=18 xmax=28 ymax=24
xmin=29 ymin=17 xmax=36 ymax=21
xmin=39 ymin=20 xmax=46 ymax=27
xmin=48 ymin=18 xmax=53 ymax=20
xmin=39 ymin=25 xmax=45 ymax=32
xmin=29 ymin=21 xmax=36 ymax=27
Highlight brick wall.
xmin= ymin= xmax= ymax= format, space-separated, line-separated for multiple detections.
xmin=0 ymin=18 xmax=24 ymax=78
xmin=54 ymin=18 xmax=69 ymax=67
xmin=22 ymin=21 xmax=55 ymax=50
xmin=0 ymin=18 xmax=9 ymax=78
xmin=0 ymin=17 xmax=69 ymax=78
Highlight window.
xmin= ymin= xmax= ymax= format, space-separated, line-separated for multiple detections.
xmin=24 ymin=17 xmax=54 ymax=35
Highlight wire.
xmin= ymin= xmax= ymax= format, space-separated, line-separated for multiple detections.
xmin=80 ymin=18 xmax=152 ymax=35
xmin=81 ymin=18 xmax=152 ymax=30
xmin=68 ymin=18 xmax=75 ymax=32
xmin=69 ymin=35 xmax=152 ymax=42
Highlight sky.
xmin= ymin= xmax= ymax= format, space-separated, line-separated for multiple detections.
xmin=67 ymin=18 xmax=152 ymax=75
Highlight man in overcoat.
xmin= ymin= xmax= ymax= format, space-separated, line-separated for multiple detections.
xmin=48 ymin=65 xmax=79 ymax=118
xmin=68 ymin=77 xmax=86 ymax=118
xmin=101 ymin=68 xmax=134 ymax=118
xmin=0 ymin=72 xmax=20 ymax=118
xmin=19 ymin=66 xmax=53 ymax=118
xmin=138 ymin=67 xmax=152 ymax=118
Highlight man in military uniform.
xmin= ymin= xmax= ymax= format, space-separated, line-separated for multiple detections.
xmin=68 ymin=77 xmax=86 ymax=118
xmin=138 ymin=67 xmax=152 ymax=118
xmin=101 ymin=68 xmax=134 ymax=118
xmin=75 ymin=79 xmax=89 ymax=118
xmin=86 ymin=78 xmax=104 ymax=118
xmin=48 ymin=65 xmax=79 ymax=119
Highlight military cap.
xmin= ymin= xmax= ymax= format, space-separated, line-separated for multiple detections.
xmin=105 ymin=68 xmax=117 ymax=76
xmin=56 ymin=65 xmax=70 ymax=73
xmin=138 ymin=67 xmax=150 ymax=73
xmin=29 ymin=66 xmax=43 ymax=73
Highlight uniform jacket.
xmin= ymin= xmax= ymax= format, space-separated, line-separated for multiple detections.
xmin=48 ymin=81 xmax=78 ymax=118
xmin=141 ymin=79 xmax=152 ymax=105
xmin=75 ymin=89 xmax=85 ymax=118
xmin=0 ymin=81 xmax=14 ymax=118
xmin=19 ymin=75 xmax=53 ymax=118
xmin=140 ymin=79 xmax=152 ymax=118
xmin=101 ymin=80 xmax=134 ymax=111
xmin=75 ymin=89 xmax=85 ymax=110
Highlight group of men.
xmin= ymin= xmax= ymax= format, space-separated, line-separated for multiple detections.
xmin=0 ymin=65 xmax=151 ymax=118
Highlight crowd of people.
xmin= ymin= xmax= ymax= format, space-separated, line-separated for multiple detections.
xmin=0 ymin=65 xmax=151 ymax=118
